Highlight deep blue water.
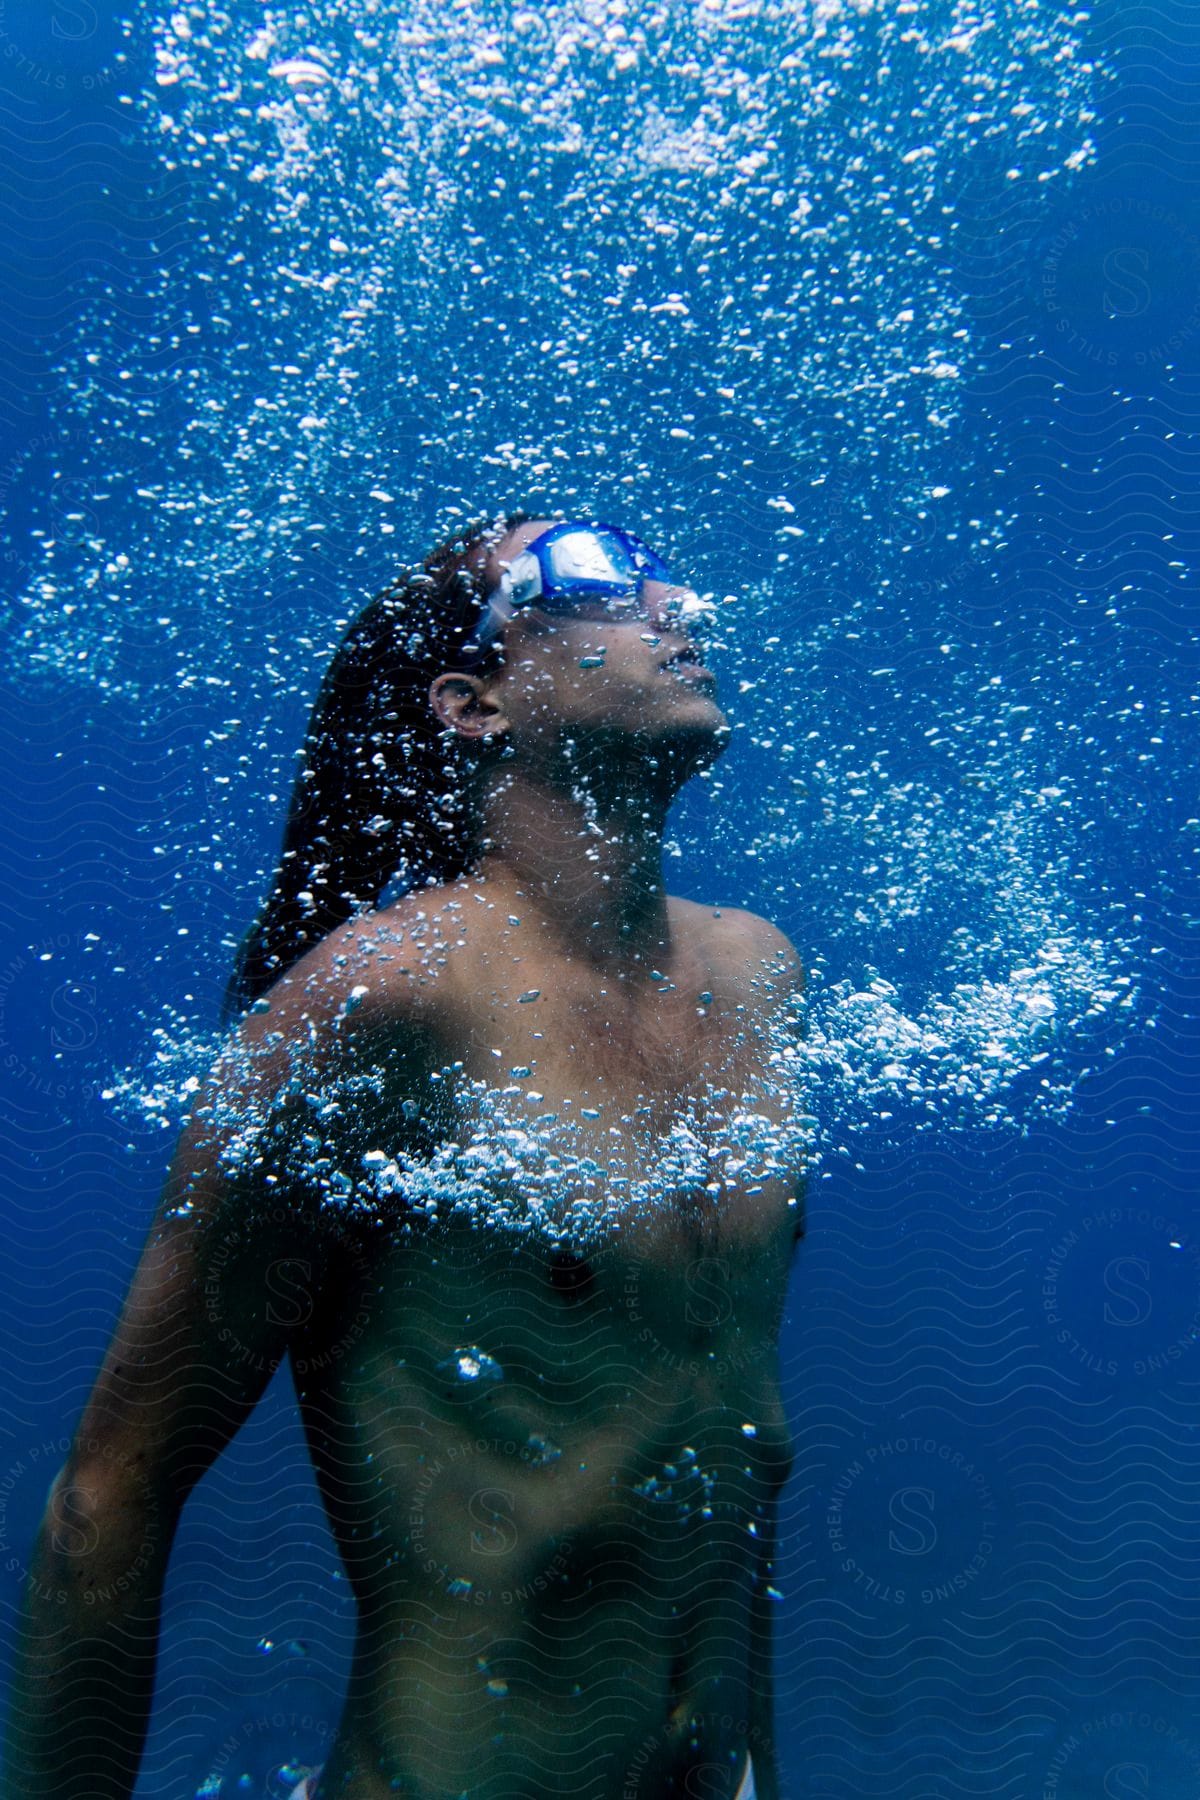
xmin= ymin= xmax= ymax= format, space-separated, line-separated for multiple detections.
xmin=1 ymin=2 xmax=1199 ymax=1796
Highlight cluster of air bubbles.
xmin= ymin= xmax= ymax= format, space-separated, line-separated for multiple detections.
xmin=363 ymin=1068 xmax=813 ymax=1244
xmin=634 ymin=1446 xmax=719 ymax=1521
xmin=106 ymin=914 xmax=1134 ymax=1235
xmin=73 ymin=0 xmax=1140 ymax=1166
xmin=799 ymin=939 xmax=1135 ymax=1148
xmin=101 ymin=1005 xmax=218 ymax=1136
xmin=9 ymin=0 xmax=1100 ymax=706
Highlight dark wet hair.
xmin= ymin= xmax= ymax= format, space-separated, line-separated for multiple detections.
xmin=223 ymin=508 xmax=541 ymax=1020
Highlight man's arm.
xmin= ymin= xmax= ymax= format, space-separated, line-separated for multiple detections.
xmin=0 ymin=980 xmax=337 ymax=1800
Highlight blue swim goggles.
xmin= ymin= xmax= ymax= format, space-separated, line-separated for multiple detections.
xmin=461 ymin=520 xmax=714 ymax=662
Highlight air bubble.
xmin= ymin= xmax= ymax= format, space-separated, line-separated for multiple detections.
xmin=440 ymin=1347 xmax=505 ymax=1384
xmin=525 ymin=1433 xmax=562 ymax=1468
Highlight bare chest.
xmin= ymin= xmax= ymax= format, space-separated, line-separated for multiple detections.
xmin=375 ymin=964 xmax=806 ymax=1263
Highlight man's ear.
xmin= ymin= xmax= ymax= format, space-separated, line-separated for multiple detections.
xmin=429 ymin=672 xmax=510 ymax=740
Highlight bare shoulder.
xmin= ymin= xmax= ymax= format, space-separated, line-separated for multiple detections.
xmin=246 ymin=888 xmax=474 ymax=1039
xmin=199 ymin=902 xmax=461 ymax=1187
xmin=670 ymin=896 xmax=804 ymax=1005
xmin=220 ymin=887 xmax=514 ymax=1137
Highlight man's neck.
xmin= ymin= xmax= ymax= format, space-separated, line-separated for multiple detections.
xmin=475 ymin=758 xmax=678 ymax=974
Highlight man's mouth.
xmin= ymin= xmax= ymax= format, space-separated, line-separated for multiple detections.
xmin=659 ymin=649 xmax=713 ymax=682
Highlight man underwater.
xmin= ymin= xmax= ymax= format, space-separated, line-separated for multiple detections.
xmin=5 ymin=514 xmax=806 ymax=1799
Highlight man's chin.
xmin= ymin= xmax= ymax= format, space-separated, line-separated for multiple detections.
xmin=701 ymin=715 xmax=732 ymax=768
xmin=661 ymin=710 xmax=731 ymax=782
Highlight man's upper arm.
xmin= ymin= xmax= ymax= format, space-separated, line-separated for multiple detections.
xmin=70 ymin=1035 xmax=312 ymax=1512
xmin=68 ymin=1108 xmax=302 ymax=1519
xmin=73 ymin=914 xmax=436 ymax=1502
xmin=69 ymin=911 xmax=433 ymax=1509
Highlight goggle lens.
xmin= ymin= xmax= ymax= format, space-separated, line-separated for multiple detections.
xmin=544 ymin=530 xmax=638 ymax=589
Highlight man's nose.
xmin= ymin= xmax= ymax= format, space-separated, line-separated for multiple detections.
xmin=643 ymin=581 xmax=692 ymax=628
xmin=643 ymin=580 xmax=713 ymax=634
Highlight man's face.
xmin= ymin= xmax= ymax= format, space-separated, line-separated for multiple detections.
xmin=481 ymin=520 xmax=729 ymax=765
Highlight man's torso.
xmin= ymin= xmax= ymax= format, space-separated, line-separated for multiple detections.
xmin=276 ymin=884 xmax=805 ymax=1796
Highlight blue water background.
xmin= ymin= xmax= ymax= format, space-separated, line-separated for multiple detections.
xmin=1 ymin=2 xmax=1199 ymax=1795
